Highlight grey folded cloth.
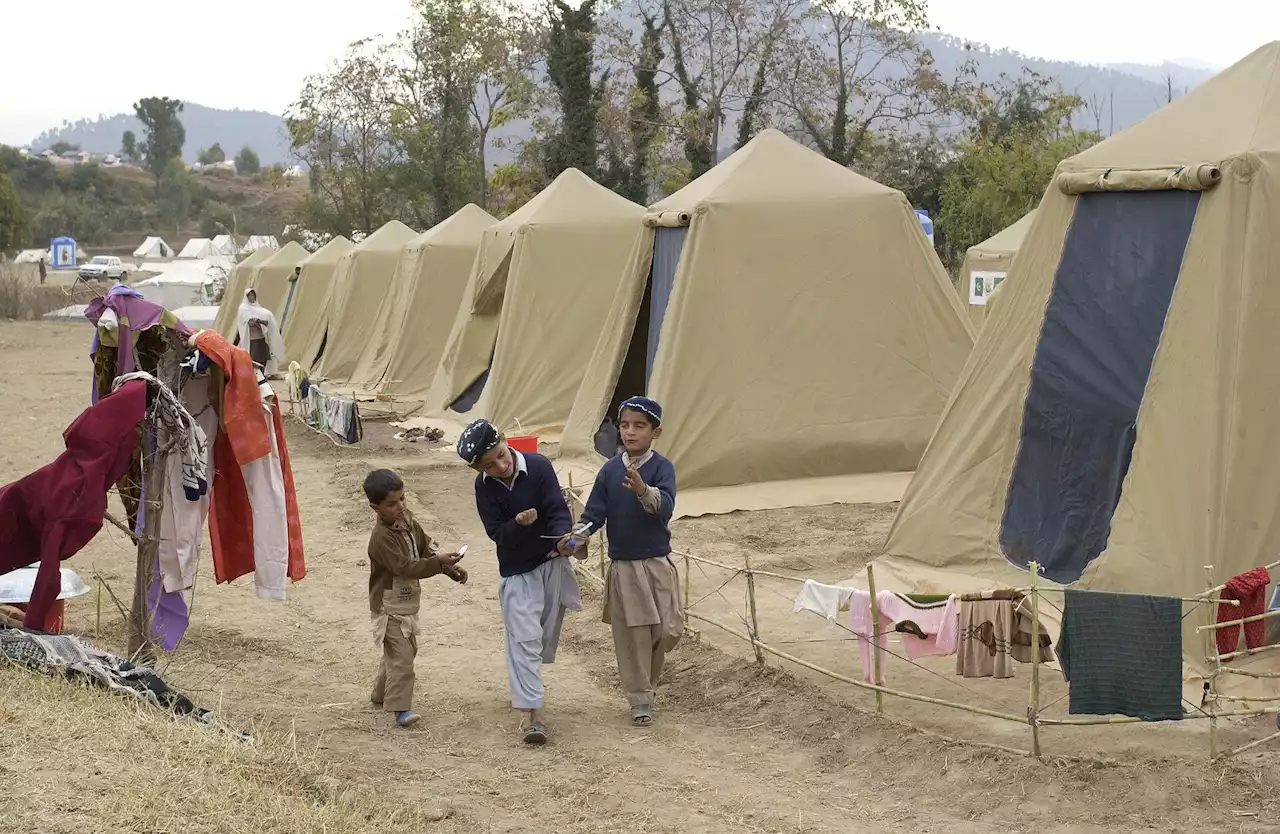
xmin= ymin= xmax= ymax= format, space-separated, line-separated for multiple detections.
xmin=1057 ymin=589 xmax=1182 ymax=721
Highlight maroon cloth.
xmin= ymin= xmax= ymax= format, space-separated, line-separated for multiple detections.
xmin=1216 ymin=567 xmax=1272 ymax=659
xmin=0 ymin=380 xmax=147 ymax=629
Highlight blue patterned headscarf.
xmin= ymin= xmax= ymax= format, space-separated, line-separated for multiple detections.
xmin=619 ymin=396 xmax=662 ymax=427
xmin=457 ymin=419 xmax=502 ymax=465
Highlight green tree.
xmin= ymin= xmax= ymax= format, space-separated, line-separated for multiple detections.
xmin=199 ymin=200 xmax=236 ymax=237
xmin=0 ymin=168 xmax=31 ymax=254
xmin=235 ymin=145 xmax=261 ymax=174
xmin=157 ymin=158 xmax=193 ymax=235
xmin=121 ymin=130 xmax=140 ymax=162
xmin=50 ymin=141 xmax=80 ymax=156
xmin=938 ymin=72 xmax=1098 ymax=269
xmin=198 ymin=143 xmax=227 ymax=165
xmin=133 ymin=96 xmax=186 ymax=187
xmin=543 ymin=0 xmax=601 ymax=179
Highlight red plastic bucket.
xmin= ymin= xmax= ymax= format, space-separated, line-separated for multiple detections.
xmin=507 ymin=435 xmax=538 ymax=454
xmin=13 ymin=599 xmax=66 ymax=634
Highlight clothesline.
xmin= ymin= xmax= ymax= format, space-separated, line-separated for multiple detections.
xmin=1199 ymin=556 xmax=1280 ymax=597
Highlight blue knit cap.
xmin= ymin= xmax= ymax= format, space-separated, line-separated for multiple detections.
xmin=619 ymin=396 xmax=662 ymax=427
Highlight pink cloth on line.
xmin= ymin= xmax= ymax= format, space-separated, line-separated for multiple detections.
xmin=849 ymin=591 xmax=958 ymax=684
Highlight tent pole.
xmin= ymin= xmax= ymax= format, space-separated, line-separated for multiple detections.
xmin=1028 ymin=561 xmax=1043 ymax=757
xmin=866 ymin=563 xmax=884 ymax=713
xmin=1203 ymin=565 xmax=1222 ymax=760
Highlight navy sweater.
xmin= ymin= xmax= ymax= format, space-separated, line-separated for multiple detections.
xmin=580 ymin=453 xmax=676 ymax=560
xmin=474 ymin=452 xmax=573 ymax=578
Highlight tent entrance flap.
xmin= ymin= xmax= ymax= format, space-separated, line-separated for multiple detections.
xmin=999 ymin=190 xmax=1200 ymax=584
xmin=607 ymin=276 xmax=654 ymax=423
xmin=646 ymin=226 xmax=687 ymax=385
xmin=451 ymin=367 xmax=490 ymax=413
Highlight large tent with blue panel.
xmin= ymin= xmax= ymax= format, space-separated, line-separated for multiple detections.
xmin=559 ymin=129 xmax=975 ymax=517
xmin=871 ymin=42 xmax=1280 ymax=695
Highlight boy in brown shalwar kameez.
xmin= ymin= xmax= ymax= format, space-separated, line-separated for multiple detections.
xmin=560 ymin=397 xmax=682 ymax=727
xmin=365 ymin=469 xmax=467 ymax=728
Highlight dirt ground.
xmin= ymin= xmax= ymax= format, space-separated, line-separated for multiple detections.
xmin=2 ymin=320 xmax=1279 ymax=833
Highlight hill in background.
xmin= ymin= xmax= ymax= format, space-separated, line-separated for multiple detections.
xmin=29 ymin=103 xmax=291 ymax=166
xmin=25 ymin=32 xmax=1217 ymax=169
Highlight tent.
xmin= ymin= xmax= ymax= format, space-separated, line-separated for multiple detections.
xmin=347 ymin=204 xmax=496 ymax=395
xmin=872 ymin=42 xmax=1280 ymax=694
xmin=281 ymin=236 xmax=354 ymax=364
xmin=959 ymin=210 xmax=1036 ymax=326
xmin=132 ymin=262 xmax=217 ymax=310
xmin=15 ymin=249 xmax=49 ymax=264
xmin=249 ymin=242 xmax=310 ymax=317
xmin=430 ymin=169 xmax=645 ymax=436
xmin=559 ymin=129 xmax=975 ymax=516
xmin=211 ymin=248 xmax=275 ymax=337
xmin=178 ymin=238 xmax=215 ymax=259
xmin=239 ymin=235 xmax=280 ymax=255
xmin=210 ymin=235 xmax=238 ymax=256
xmin=133 ymin=237 xmax=174 ymax=259
xmin=303 ymin=221 xmax=418 ymax=380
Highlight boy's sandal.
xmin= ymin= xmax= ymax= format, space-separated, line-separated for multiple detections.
xmin=523 ymin=721 xmax=548 ymax=745
xmin=630 ymin=704 xmax=655 ymax=727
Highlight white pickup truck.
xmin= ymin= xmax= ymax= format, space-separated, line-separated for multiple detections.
xmin=78 ymin=255 xmax=129 ymax=282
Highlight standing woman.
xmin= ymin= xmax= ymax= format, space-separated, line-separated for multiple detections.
xmin=236 ymin=288 xmax=285 ymax=375
xmin=459 ymin=419 xmax=582 ymax=745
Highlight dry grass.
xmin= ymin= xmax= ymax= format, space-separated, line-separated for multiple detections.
xmin=0 ymin=263 xmax=99 ymax=321
xmin=0 ymin=664 xmax=451 ymax=833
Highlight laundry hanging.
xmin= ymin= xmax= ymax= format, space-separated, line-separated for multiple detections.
xmin=0 ymin=381 xmax=147 ymax=630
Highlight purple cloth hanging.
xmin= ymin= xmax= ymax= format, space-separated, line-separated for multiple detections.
xmin=85 ymin=287 xmax=191 ymax=381
xmin=136 ymin=419 xmax=190 ymax=652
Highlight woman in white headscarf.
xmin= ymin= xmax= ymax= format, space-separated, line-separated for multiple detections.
xmin=236 ymin=288 xmax=285 ymax=376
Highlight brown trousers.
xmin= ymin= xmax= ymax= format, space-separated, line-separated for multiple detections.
xmin=371 ymin=623 xmax=417 ymax=712
xmin=611 ymin=616 xmax=666 ymax=708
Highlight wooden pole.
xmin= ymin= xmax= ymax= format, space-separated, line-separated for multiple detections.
xmin=866 ymin=563 xmax=884 ymax=713
xmin=683 ymin=552 xmax=690 ymax=613
xmin=1028 ymin=561 xmax=1043 ymax=758
xmin=744 ymin=552 xmax=765 ymax=664
xmin=1203 ymin=564 xmax=1222 ymax=760
xmin=95 ymin=577 xmax=102 ymax=639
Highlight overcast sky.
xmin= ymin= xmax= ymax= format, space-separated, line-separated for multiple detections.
xmin=1 ymin=0 xmax=1276 ymax=146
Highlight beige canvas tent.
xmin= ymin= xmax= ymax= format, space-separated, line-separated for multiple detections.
xmin=872 ymin=43 xmax=1280 ymax=694
xmin=304 ymin=221 xmax=418 ymax=379
xmin=345 ymin=204 xmax=496 ymax=395
xmin=430 ymin=169 xmax=646 ymax=436
xmin=212 ymin=247 xmax=275 ymax=337
xmin=959 ymin=210 xmax=1036 ymax=326
xmin=249 ymin=241 xmax=310 ymax=317
xmin=281 ymin=236 xmax=354 ymax=365
xmin=560 ymin=129 xmax=975 ymax=517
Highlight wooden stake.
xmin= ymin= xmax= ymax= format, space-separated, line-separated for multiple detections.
xmin=1028 ymin=561 xmax=1043 ymax=758
xmin=95 ymin=577 xmax=102 ymax=639
xmin=866 ymin=563 xmax=884 ymax=713
xmin=683 ymin=552 xmax=690 ymax=613
xmin=1203 ymin=564 xmax=1221 ymax=761
xmin=744 ymin=552 xmax=764 ymax=664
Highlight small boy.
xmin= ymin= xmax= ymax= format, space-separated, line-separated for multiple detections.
xmin=560 ymin=396 xmax=682 ymax=727
xmin=365 ymin=469 xmax=467 ymax=728
xmin=458 ymin=419 xmax=582 ymax=745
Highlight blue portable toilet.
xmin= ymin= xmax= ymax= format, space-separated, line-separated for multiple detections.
xmin=50 ymin=236 xmax=77 ymax=269
xmin=914 ymin=210 xmax=934 ymax=247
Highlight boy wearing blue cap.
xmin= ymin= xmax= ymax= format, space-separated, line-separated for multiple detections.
xmin=560 ymin=396 xmax=682 ymax=727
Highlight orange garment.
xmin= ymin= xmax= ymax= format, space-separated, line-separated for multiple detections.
xmin=198 ymin=331 xmax=305 ymax=590
xmin=194 ymin=330 xmax=269 ymax=465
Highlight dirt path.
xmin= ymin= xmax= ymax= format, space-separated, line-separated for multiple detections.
xmin=3 ymin=321 xmax=1279 ymax=833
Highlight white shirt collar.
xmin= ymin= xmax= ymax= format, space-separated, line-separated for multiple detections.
xmin=482 ymin=449 xmax=527 ymax=489
xmin=622 ymin=449 xmax=655 ymax=469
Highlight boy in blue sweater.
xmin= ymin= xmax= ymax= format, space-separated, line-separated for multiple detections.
xmin=459 ymin=419 xmax=582 ymax=745
xmin=559 ymin=396 xmax=682 ymax=727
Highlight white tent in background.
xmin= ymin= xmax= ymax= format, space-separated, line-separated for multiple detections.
xmin=131 ymin=260 xmax=221 ymax=309
xmin=178 ymin=238 xmax=214 ymax=259
xmin=239 ymin=235 xmax=279 ymax=254
xmin=133 ymin=237 xmax=174 ymax=259
xmin=15 ymin=249 xmax=50 ymax=264
xmin=210 ymin=235 xmax=238 ymax=256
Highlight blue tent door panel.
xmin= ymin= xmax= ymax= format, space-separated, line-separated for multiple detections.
xmin=645 ymin=226 xmax=688 ymax=386
xmin=1000 ymin=189 xmax=1200 ymax=584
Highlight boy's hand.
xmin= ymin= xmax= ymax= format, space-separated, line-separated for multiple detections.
xmin=446 ymin=566 xmax=469 ymax=585
xmin=515 ymin=508 xmax=538 ymax=526
xmin=623 ymin=464 xmax=647 ymax=495
xmin=439 ymin=550 xmax=466 ymax=567
xmin=554 ymin=534 xmax=576 ymax=556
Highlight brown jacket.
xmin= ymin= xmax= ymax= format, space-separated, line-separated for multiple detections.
xmin=368 ymin=512 xmax=445 ymax=616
